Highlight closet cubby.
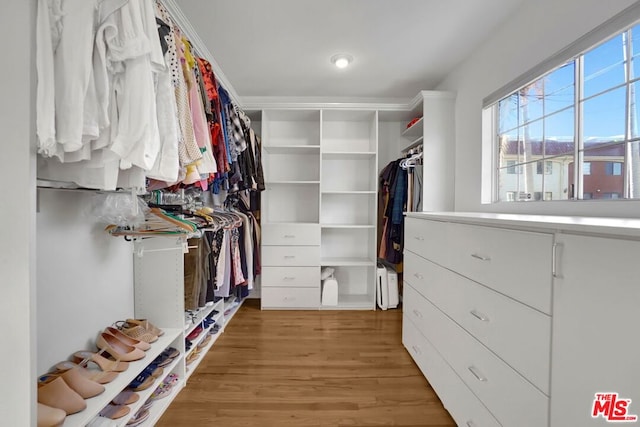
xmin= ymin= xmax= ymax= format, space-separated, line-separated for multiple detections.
xmin=321 ymin=227 xmax=376 ymax=265
xmin=262 ymin=109 xmax=320 ymax=148
xmin=321 ymin=193 xmax=376 ymax=226
xmin=321 ymin=155 xmax=376 ymax=192
xmin=263 ymin=151 xmax=320 ymax=182
xmin=321 ymin=266 xmax=375 ymax=310
xmin=263 ymin=183 xmax=320 ymax=223
xmin=321 ymin=110 xmax=377 ymax=153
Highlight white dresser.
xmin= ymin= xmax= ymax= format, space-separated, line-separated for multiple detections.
xmin=403 ymin=212 xmax=640 ymax=427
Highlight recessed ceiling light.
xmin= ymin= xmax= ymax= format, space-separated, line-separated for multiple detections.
xmin=331 ymin=54 xmax=353 ymax=69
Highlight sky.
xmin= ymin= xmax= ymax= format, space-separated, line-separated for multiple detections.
xmin=498 ymin=24 xmax=640 ymax=142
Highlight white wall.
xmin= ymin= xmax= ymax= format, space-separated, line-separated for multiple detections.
xmin=437 ymin=0 xmax=640 ymax=218
xmin=36 ymin=191 xmax=135 ymax=374
xmin=0 ymin=1 xmax=36 ymax=424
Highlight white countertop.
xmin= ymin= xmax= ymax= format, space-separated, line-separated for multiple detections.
xmin=405 ymin=211 xmax=640 ymax=238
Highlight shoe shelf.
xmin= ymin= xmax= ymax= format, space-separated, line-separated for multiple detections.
xmin=112 ymin=356 xmax=184 ymax=427
xmin=137 ymin=379 xmax=184 ymax=427
xmin=62 ymin=328 xmax=182 ymax=427
xmin=184 ymin=303 xmax=218 ymax=338
xmin=185 ymin=320 xmax=217 ymax=359
xmin=185 ymin=328 xmax=222 ymax=381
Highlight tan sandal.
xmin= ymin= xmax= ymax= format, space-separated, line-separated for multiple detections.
xmin=53 ymin=361 xmax=118 ymax=384
xmin=125 ymin=318 xmax=164 ymax=337
xmin=96 ymin=333 xmax=146 ymax=362
xmin=118 ymin=324 xmax=158 ymax=343
xmin=72 ymin=351 xmax=129 ymax=373
xmin=37 ymin=403 xmax=66 ymax=427
xmin=104 ymin=326 xmax=151 ymax=351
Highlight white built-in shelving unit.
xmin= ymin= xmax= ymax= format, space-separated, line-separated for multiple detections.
xmin=260 ymin=108 xmax=378 ymax=310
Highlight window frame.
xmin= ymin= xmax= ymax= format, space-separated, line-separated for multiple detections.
xmin=487 ymin=15 xmax=640 ymax=203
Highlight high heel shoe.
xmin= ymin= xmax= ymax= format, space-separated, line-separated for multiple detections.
xmin=71 ymin=351 xmax=129 ymax=373
xmin=54 ymin=361 xmax=119 ymax=384
xmin=39 ymin=367 xmax=105 ymax=399
xmin=37 ymin=377 xmax=86 ymax=415
xmin=96 ymin=332 xmax=145 ymax=362
xmin=104 ymin=326 xmax=151 ymax=351
xmin=37 ymin=403 xmax=66 ymax=427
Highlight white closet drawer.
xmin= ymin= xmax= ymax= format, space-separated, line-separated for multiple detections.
xmin=262 ymin=224 xmax=320 ymax=246
xmin=407 ymin=284 xmax=549 ymax=427
xmin=404 ymin=217 xmax=450 ymax=266
xmin=262 ymin=246 xmax=320 ymax=266
xmin=261 ymin=287 xmax=319 ymax=309
xmin=262 ymin=267 xmax=320 ymax=287
xmin=448 ymin=223 xmax=553 ymax=314
xmin=404 ymin=252 xmax=551 ymax=394
xmin=403 ymin=317 xmax=501 ymax=427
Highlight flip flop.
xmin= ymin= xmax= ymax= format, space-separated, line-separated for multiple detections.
xmin=111 ymin=390 xmax=139 ymax=405
xmin=98 ymin=403 xmax=130 ymax=420
xmin=126 ymin=408 xmax=150 ymax=426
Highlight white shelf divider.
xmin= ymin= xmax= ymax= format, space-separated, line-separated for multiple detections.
xmin=401 ymin=117 xmax=423 ymax=138
xmin=264 ymin=145 xmax=320 ymax=154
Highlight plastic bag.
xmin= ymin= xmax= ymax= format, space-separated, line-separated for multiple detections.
xmin=90 ymin=192 xmax=149 ymax=227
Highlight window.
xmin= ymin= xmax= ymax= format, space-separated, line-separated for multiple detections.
xmin=488 ymin=21 xmax=640 ymax=202
xmin=605 ymin=162 xmax=623 ymax=175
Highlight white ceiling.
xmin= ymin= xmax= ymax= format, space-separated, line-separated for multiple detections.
xmin=176 ymin=0 xmax=526 ymax=100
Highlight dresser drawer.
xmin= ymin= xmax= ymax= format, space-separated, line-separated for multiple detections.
xmin=404 ymin=282 xmax=549 ymax=427
xmin=404 ymin=217 xmax=450 ymax=266
xmin=261 ymin=287 xmax=319 ymax=309
xmin=448 ymin=223 xmax=553 ymax=314
xmin=403 ymin=316 xmax=501 ymax=427
xmin=262 ymin=246 xmax=320 ymax=266
xmin=262 ymin=267 xmax=319 ymax=287
xmin=262 ymin=224 xmax=320 ymax=246
xmin=404 ymin=251 xmax=551 ymax=394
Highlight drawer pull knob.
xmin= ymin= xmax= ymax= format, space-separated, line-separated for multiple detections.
xmin=466 ymin=421 xmax=477 ymax=427
xmin=413 ymin=309 xmax=423 ymax=319
xmin=412 ymin=345 xmax=422 ymax=355
xmin=283 ymin=235 xmax=296 ymax=238
xmin=470 ymin=310 xmax=489 ymax=322
xmin=468 ymin=366 xmax=487 ymax=382
xmin=413 ymin=273 xmax=424 ymax=280
xmin=283 ymin=296 xmax=296 ymax=301
xmin=414 ymin=236 xmax=425 ymax=241
xmin=471 ymin=253 xmax=491 ymax=261
xmin=283 ymin=277 xmax=295 ymax=281
xmin=284 ymin=256 xmax=296 ymax=259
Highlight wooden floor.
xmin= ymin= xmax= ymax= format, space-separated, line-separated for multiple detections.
xmin=157 ymin=299 xmax=455 ymax=427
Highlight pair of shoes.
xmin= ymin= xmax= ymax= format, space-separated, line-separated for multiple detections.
xmin=185 ymin=338 xmax=193 ymax=351
xmin=37 ymin=403 xmax=66 ymax=427
xmin=53 ymin=361 xmax=118 ymax=385
xmin=126 ymin=408 xmax=150 ymax=426
xmin=104 ymin=326 xmax=151 ymax=351
xmin=115 ymin=318 xmax=163 ymax=343
xmin=111 ymin=390 xmax=139 ymax=405
xmin=71 ymin=350 xmax=129 ymax=373
xmin=38 ymin=367 xmax=105 ymax=415
xmin=98 ymin=403 xmax=130 ymax=420
xmin=153 ymin=347 xmax=180 ymax=368
xmin=127 ymin=365 xmax=164 ymax=392
xmin=186 ymin=326 xmax=203 ymax=341
xmin=209 ymin=324 xmax=221 ymax=335
xmin=96 ymin=332 xmax=146 ymax=362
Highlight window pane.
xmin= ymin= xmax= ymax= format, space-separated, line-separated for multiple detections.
xmin=521 ymin=121 xmax=543 ymax=163
xmin=582 ymin=86 xmax=626 ymax=146
xmin=544 ymin=157 xmax=572 ymax=200
xmin=584 ymin=162 xmax=592 ymax=175
xmin=520 ymin=162 xmax=542 ymax=200
xmin=582 ymin=144 xmax=625 ymax=199
xmin=544 ymin=107 xmax=575 ymax=156
xmin=630 ymin=82 xmax=640 ymax=139
xmin=519 ymin=84 xmax=544 ymax=124
xmin=631 ymin=25 xmax=640 ymax=80
xmin=499 ymin=95 xmax=519 ymax=133
xmin=583 ymin=34 xmax=626 ymax=98
xmin=544 ymin=62 xmax=575 ymax=115
xmin=628 ymin=141 xmax=640 ymax=198
xmin=498 ymin=131 xmax=521 ymax=167
xmin=498 ymin=166 xmax=519 ymax=201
